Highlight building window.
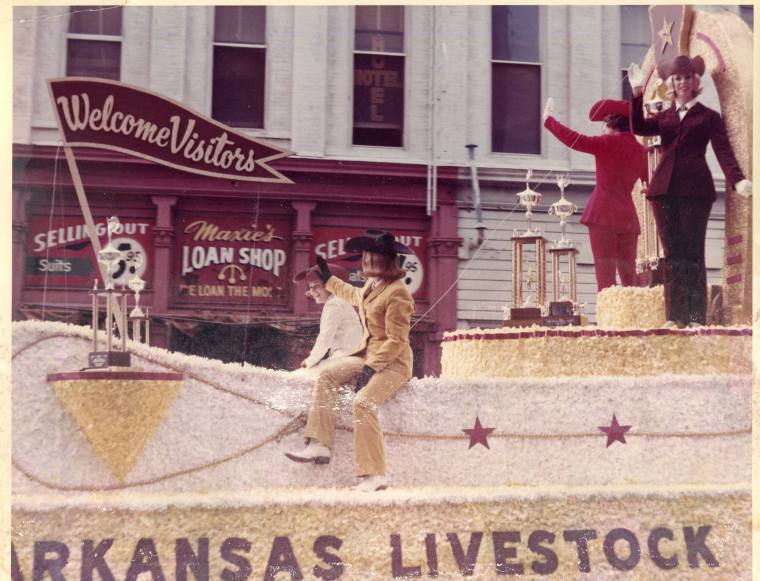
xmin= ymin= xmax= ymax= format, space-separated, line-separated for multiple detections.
xmin=66 ymin=5 xmax=122 ymax=80
xmin=212 ymin=6 xmax=266 ymax=128
xmin=620 ymin=6 xmax=651 ymax=100
xmin=353 ymin=6 xmax=405 ymax=147
xmin=739 ymin=5 xmax=753 ymax=30
xmin=491 ymin=6 xmax=540 ymax=154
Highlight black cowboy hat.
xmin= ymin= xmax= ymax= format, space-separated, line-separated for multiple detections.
xmin=656 ymin=55 xmax=705 ymax=81
xmin=346 ymin=229 xmax=412 ymax=256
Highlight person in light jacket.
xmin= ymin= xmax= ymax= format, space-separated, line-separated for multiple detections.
xmin=294 ymin=263 xmax=362 ymax=371
xmin=286 ymin=230 xmax=414 ymax=492
xmin=628 ymin=55 xmax=752 ymax=327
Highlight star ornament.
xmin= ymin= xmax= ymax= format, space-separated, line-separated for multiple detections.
xmin=658 ymin=18 xmax=674 ymax=54
xmin=463 ymin=416 xmax=495 ymax=449
xmin=598 ymin=414 xmax=632 ymax=448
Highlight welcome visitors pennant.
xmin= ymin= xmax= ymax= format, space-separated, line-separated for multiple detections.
xmin=48 ymin=77 xmax=293 ymax=183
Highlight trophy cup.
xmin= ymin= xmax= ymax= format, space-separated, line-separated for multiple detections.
xmin=506 ymin=170 xmax=547 ymax=326
xmin=128 ymin=266 xmax=151 ymax=345
xmin=548 ymin=175 xmax=577 ymax=249
xmin=546 ymin=176 xmax=581 ymax=325
xmin=88 ymin=216 xmax=132 ymax=368
xmin=514 ymin=169 xmax=542 ymax=237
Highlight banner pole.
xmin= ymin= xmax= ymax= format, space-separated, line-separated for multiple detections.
xmin=60 ymin=144 xmax=126 ymax=338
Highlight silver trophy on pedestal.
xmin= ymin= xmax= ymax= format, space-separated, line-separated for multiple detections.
xmin=514 ymin=169 xmax=542 ymax=237
xmin=548 ymin=175 xmax=577 ymax=248
xmin=90 ymin=216 xmax=131 ymax=368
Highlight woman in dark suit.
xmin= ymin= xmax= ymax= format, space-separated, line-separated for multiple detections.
xmin=628 ymin=55 xmax=752 ymax=327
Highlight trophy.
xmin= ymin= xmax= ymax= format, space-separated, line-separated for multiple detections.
xmin=89 ymin=216 xmax=132 ymax=368
xmin=547 ymin=175 xmax=581 ymax=325
xmin=128 ymin=263 xmax=151 ymax=345
xmin=514 ymin=169 xmax=542 ymax=237
xmin=97 ymin=216 xmax=122 ymax=290
xmin=522 ymin=267 xmax=537 ymax=308
xmin=548 ymin=175 xmax=577 ymax=248
xmin=559 ymin=275 xmax=569 ymax=301
xmin=506 ymin=170 xmax=547 ymax=326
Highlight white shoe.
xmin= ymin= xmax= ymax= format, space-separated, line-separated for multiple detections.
xmin=284 ymin=441 xmax=331 ymax=465
xmin=662 ymin=320 xmax=684 ymax=329
xmin=689 ymin=322 xmax=704 ymax=328
xmin=351 ymin=475 xmax=389 ymax=491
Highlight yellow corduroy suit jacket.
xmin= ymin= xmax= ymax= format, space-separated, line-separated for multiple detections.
xmin=326 ymin=275 xmax=415 ymax=377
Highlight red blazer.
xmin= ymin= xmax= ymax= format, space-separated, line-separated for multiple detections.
xmin=630 ymin=94 xmax=745 ymax=203
xmin=544 ymin=116 xmax=647 ymax=234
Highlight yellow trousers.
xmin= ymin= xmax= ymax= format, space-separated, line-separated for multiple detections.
xmin=304 ymin=355 xmax=409 ymax=476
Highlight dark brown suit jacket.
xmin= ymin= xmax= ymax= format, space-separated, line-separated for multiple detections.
xmin=630 ymin=94 xmax=745 ymax=203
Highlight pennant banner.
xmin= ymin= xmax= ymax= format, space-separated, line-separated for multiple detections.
xmin=48 ymin=77 xmax=293 ymax=183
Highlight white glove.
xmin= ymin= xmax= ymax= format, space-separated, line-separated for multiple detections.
xmin=543 ymin=97 xmax=555 ymax=122
xmin=735 ymin=179 xmax=752 ymax=198
xmin=627 ymin=62 xmax=645 ymax=91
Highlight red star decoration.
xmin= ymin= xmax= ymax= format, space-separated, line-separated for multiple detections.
xmin=463 ymin=416 xmax=495 ymax=449
xmin=598 ymin=414 xmax=632 ymax=448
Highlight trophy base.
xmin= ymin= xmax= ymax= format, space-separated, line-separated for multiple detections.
xmin=549 ymin=301 xmax=574 ymax=317
xmin=88 ymin=351 xmax=131 ymax=369
xmin=635 ymin=258 xmax=665 ymax=287
xmin=542 ymin=314 xmax=582 ymax=327
xmin=503 ymin=307 xmax=544 ymax=328
xmin=509 ymin=307 xmax=542 ymax=320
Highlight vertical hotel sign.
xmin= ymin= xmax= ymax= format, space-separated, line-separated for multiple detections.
xmin=47 ymin=78 xmax=293 ymax=331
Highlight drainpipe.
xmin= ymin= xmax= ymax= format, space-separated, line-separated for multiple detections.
xmin=465 ymin=144 xmax=486 ymax=249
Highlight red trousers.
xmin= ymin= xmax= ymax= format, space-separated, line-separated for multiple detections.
xmin=587 ymin=225 xmax=638 ymax=291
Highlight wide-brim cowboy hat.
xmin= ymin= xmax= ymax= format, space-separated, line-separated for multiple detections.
xmin=656 ymin=55 xmax=705 ymax=81
xmin=293 ymin=263 xmax=350 ymax=284
xmin=346 ymin=229 xmax=412 ymax=256
xmin=589 ymin=99 xmax=629 ymax=121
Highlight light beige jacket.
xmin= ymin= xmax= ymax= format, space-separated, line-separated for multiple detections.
xmin=326 ymin=275 xmax=415 ymax=376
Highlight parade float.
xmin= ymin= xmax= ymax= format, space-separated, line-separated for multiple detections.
xmin=12 ymin=6 xmax=752 ymax=580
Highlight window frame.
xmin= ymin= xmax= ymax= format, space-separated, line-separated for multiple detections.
xmin=211 ymin=6 xmax=268 ymax=130
xmin=490 ymin=6 xmax=542 ymax=156
xmin=66 ymin=7 xmax=123 ymax=80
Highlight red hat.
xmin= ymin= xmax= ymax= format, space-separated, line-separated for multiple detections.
xmin=293 ymin=263 xmax=350 ymax=284
xmin=656 ymin=55 xmax=705 ymax=81
xmin=589 ymin=99 xmax=629 ymax=121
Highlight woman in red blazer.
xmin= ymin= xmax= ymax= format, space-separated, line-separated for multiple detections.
xmin=628 ymin=55 xmax=752 ymax=327
xmin=543 ymin=98 xmax=648 ymax=291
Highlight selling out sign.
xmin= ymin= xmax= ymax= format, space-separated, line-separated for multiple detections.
xmin=26 ymin=214 xmax=153 ymax=289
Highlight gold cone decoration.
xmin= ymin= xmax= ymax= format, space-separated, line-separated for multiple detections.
xmin=49 ymin=377 xmax=182 ymax=481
